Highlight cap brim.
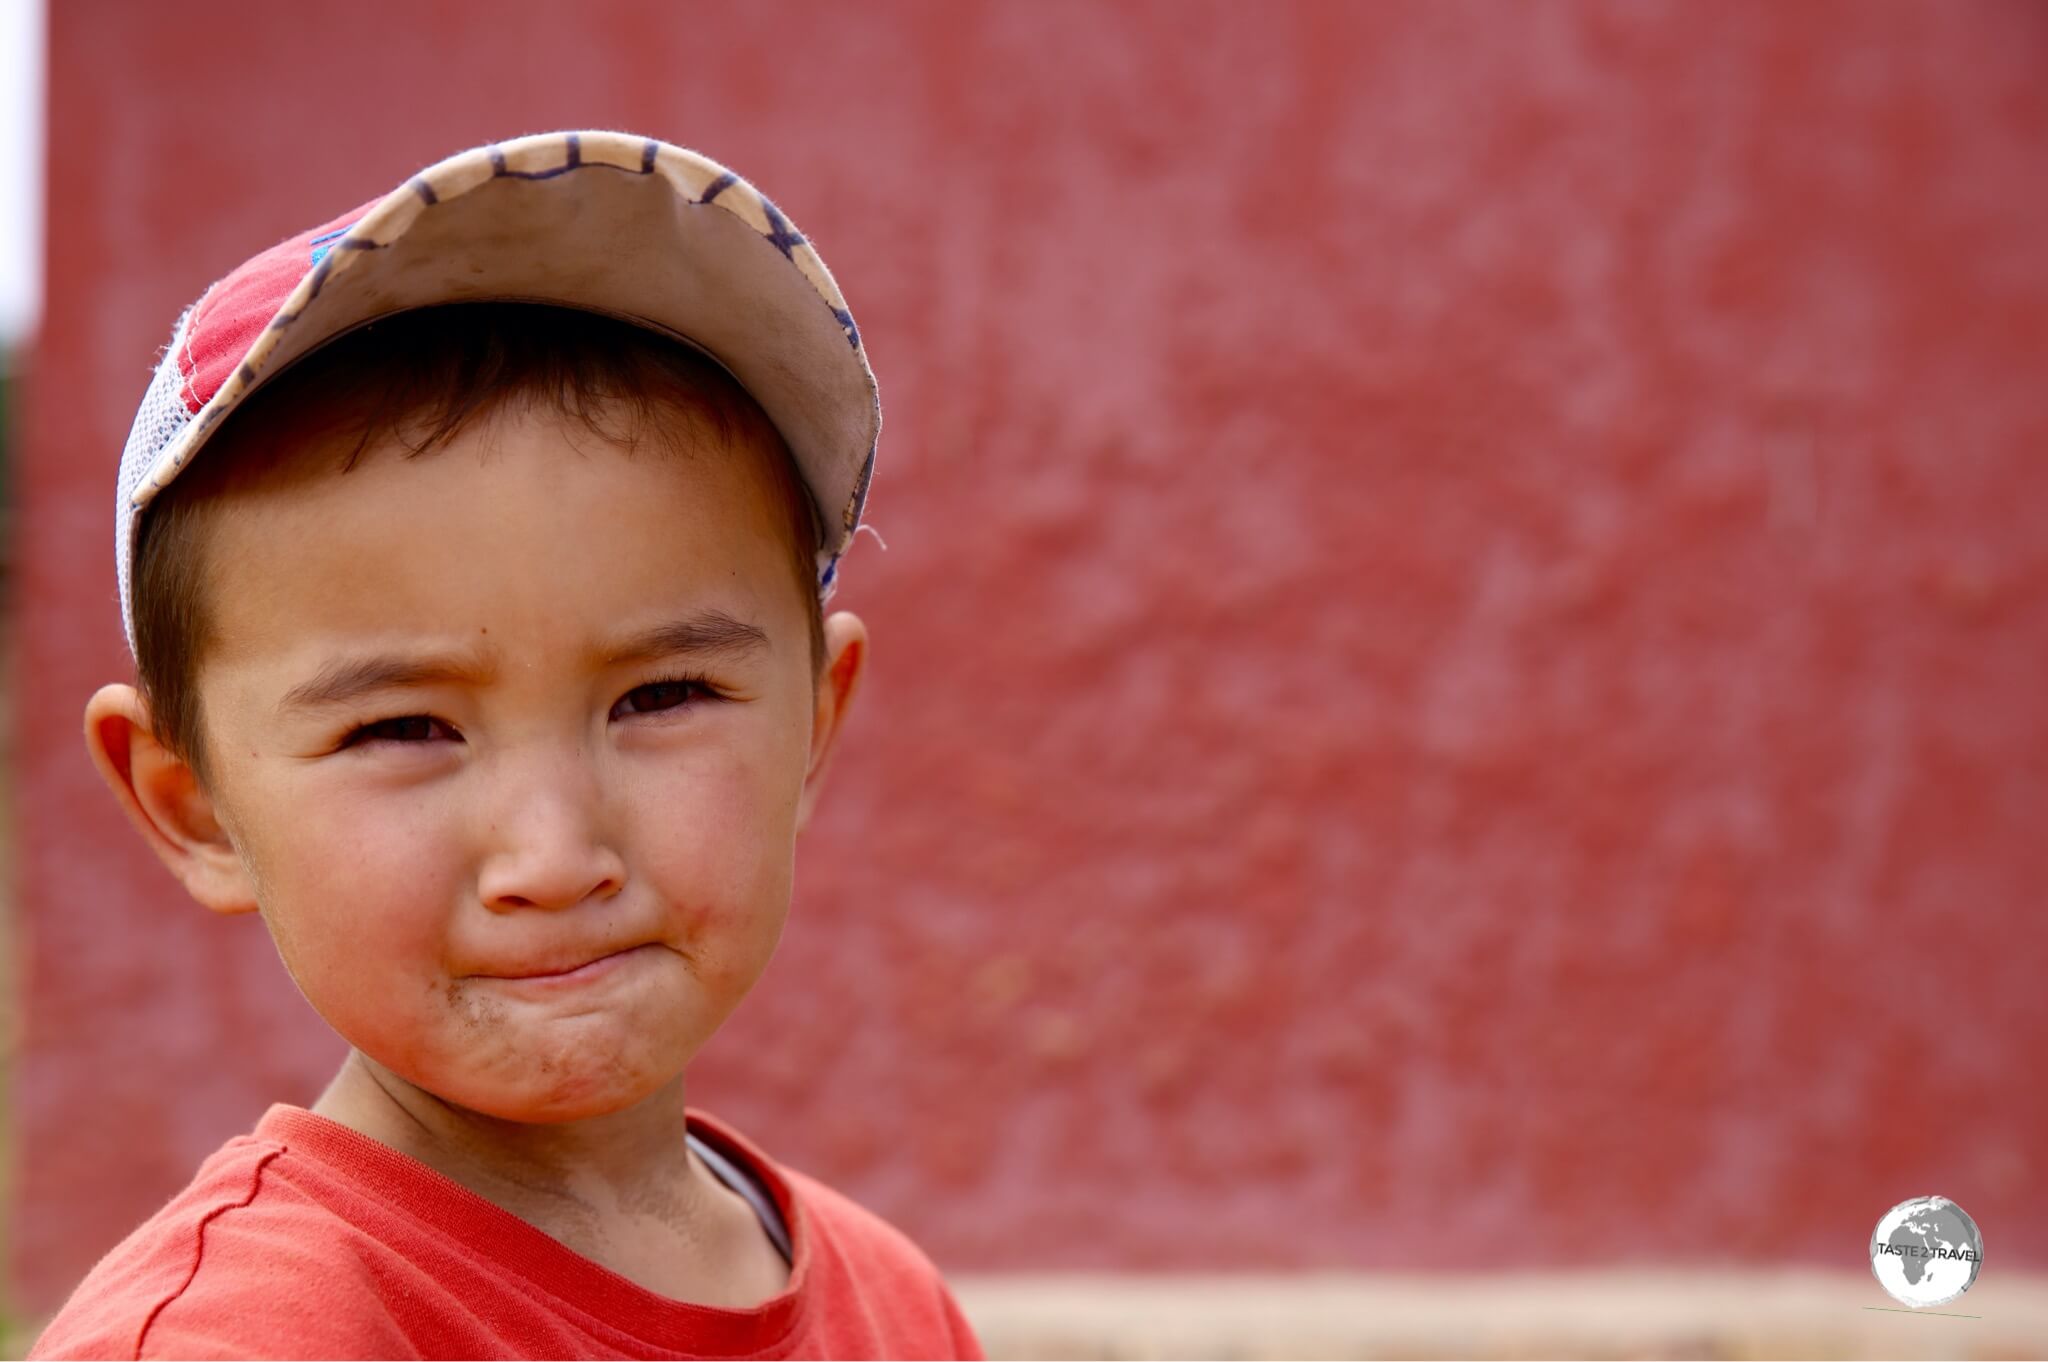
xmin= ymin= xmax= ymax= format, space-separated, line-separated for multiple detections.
xmin=134 ymin=131 xmax=879 ymax=584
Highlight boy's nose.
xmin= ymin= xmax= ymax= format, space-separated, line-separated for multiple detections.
xmin=474 ymin=764 xmax=627 ymax=912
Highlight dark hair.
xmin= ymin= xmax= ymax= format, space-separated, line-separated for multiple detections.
xmin=131 ymin=303 xmax=827 ymax=789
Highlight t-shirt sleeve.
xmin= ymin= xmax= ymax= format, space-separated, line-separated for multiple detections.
xmin=139 ymin=1233 xmax=412 ymax=1360
xmin=32 ymin=1173 xmax=418 ymax=1361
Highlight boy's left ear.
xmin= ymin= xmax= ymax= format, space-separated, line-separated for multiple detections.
xmin=797 ymin=612 xmax=868 ymax=830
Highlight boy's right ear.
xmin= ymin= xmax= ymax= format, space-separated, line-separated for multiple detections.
xmin=83 ymin=684 xmax=260 ymax=916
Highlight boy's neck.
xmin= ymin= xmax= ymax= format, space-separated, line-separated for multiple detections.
xmin=309 ymin=1049 xmax=758 ymax=1289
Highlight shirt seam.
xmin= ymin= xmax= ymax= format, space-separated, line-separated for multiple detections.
xmin=131 ymin=1145 xmax=285 ymax=1360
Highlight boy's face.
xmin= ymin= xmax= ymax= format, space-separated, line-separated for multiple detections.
xmin=98 ymin=401 xmax=860 ymax=1125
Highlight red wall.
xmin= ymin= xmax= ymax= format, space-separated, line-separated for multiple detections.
xmin=13 ymin=0 xmax=2048 ymax=1311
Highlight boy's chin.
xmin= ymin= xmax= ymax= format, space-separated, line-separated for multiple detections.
xmin=333 ymin=984 xmax=721 ymax=1124
xmin=433 ymin=1074 xmax=683 ymax=1126
xmin=382 ymin=1048 xmax=696 ymax=1126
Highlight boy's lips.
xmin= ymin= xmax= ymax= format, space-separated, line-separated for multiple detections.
xmin=473 ymin=942 xmax=664 ymax=985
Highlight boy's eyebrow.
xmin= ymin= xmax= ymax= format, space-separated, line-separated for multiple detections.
xmin=598 ymin=610 xmax=772 ymax=666
xmin=278 ymin=653 xmax=492 ymax=714
xmin=276 ymin=611 xmax=770 ymax=715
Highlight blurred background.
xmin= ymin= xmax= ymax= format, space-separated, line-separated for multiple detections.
xmin=3 ymin=0 xmax=2046 ymax=1356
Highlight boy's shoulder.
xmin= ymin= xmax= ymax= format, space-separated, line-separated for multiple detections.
xmin=689 ymin=1110 xmax=983 ymax=1356
xmin=29 ymin=1125 xmax=411 ymax=1360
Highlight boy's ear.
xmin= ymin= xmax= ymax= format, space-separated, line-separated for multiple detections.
xmin=83 ymin=684 xmax=260 ymax=915
xmin=797 ymin=612 xmax=869 ymax=831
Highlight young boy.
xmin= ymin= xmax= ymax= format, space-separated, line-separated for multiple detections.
xmin=30 ymin=131 xmax=983 ymax=1360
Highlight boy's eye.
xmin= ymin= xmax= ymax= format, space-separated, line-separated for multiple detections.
xmin=344 ymin=715 xmax=457 ymax=747
xmin=612 ymin=678 xmax=715 ymax=719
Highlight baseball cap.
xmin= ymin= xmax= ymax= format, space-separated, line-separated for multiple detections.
xmin=113 ymin=129 xmax=880 ymax=657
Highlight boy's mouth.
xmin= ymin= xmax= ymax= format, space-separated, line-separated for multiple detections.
xmin=473 ymin=942 xmax=663 ymax=986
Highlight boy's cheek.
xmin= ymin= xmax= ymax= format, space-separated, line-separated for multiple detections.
xmin=269 ymin=868 xmax=460 ymax=1001
xmin=637 ymin=782 xmax=799 ymax=934
xmin=229 ymin=797 xmax=465 ymax=973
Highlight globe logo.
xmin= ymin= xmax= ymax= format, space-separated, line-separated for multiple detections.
xmin=1869 ymin=1196 xmax=1983 ymax=1308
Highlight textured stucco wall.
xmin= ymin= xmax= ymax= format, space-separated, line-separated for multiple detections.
xmin=12 ymin=0 xmax=2048 ymax=1313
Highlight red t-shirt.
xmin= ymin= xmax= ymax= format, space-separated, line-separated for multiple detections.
xmin=31 ymin=1104 xmax=983 ymax=1360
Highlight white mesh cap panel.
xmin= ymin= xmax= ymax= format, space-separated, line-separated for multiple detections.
xmin=116 ymin=310 xmax=195 ymax=657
